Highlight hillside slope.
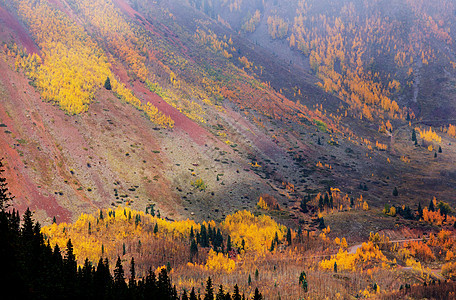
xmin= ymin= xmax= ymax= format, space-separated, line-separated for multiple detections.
xmin=0 ymin=0 xmax=456 ymax=240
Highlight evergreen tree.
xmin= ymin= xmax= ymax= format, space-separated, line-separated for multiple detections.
xmin=318 ymin=217 xmax=326 ymax=229
xmin=189 ymin=287 xmax=198 ymax=300
xmin=393 ymin=187 xmax=399 ymax=196
xmin=200 ymin=224 xmax=209 ymax=247
xmin=182 ymin=290 xmax=189 ymax=300
xmin=190 ymin=238 xmax=198 ymax=261
xmin=412 ymin=129 xmax=417 ymax=142
xmin=144 ymin=267 xmax=157 ymax=299
xmin=232 ymin=285 xmax=241 ymax=300
xmin=129 ymin=257 xmax=136 ymax=288
xmin=113 ymin=256 xmax=128 ymax=298
xmin=417 ymin=202 xmax=423 ymax=220
xmin=204 ymin=277 xmax=214 ymax=300
xmin=429 ymin=199 xmax=435 ymax=212
xmin=216 ymin=285 xmax=225 ymax=300
xmin=0 ymin=158 xmax=13 ymax=211
xmin=190 ymin=226 xmax=195 ymax=240
xmin=226 ymin=235 xmax=232 ymax=253
xmin=157 ymin=267 xmax=173 ymax=299
xmin=104 ymin=76 xmax=112 ymax=90
xmin=286 ymin=227 xmax=292 ymax=245
xmin=252 ymin=287 xmax=263 ymax=300
xmin=300 ymin=195 xmax=308 ymax=213
xmin=94 ymin=257 xmax=111 ymax=299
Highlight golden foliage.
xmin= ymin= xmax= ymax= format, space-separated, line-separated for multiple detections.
xmin=242 ymin=10 xmax=261 ymax=32
xmin=257 ymin=197 xmax=269 ymax=210
xmin=267 ymin=16 xmax=288 ymax=39
xmin=222 ymin=210 xmax=286 ymax=253
xmin=320 ymin=241 xmax=389 ymax=272
xmin=416 ymin=127 xmax=442 ymax=143
xmin=11 ymin=0 xmax=173 ymax=127
xmin=205 ymin=249 xmax=236 ymax=273
xmin=41 ymin=206 xmax=200 ymax=266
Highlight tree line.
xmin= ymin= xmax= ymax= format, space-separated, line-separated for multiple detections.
xmin=0 ymin=159 xmax=262 ymax=299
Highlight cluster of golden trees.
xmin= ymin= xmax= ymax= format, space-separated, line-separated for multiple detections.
xmin=284 ymin=0 xmax=455 ymax=121
xmin=242 ymin=10 xmax=261 ymax=33
xmin=9 ymin=0 xmax=173 ymax=127
xmin=416 ymin=127 xmax=442 ymax=144
xmin=320 ymin=241 xmax=389 ymax=272
xmin=267 ymin=15 xmax=288 ymax=39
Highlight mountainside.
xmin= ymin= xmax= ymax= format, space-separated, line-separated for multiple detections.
xmin=0 ymin=0 xmax=456 ymax=235
xmin=4 ymin=0 xmax=456 ymax=298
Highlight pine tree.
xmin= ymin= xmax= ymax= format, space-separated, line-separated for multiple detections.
xmin=113 ymin=256 xmax=128 ymax=298
xmin=252 ymin=288 xmax=262 ymax=300
xmin=189 ymin=287 xmax=198 ymax=300
xmin=129 ymin=257 xmax=136 ymax=288
xmin=94 ymin=257 xmax=111 ymax=299
xmin=226 ymin=235 xmax=232 ymax=253
xmin=412 ymin=129 xmax=417 ymax=142
xmin=182 ymin=290 xmax=189 ymax=300
xmin=232 ymin=285 xmax=241 ymax=300
xmin=393 ymin=187 xmax=398 ymax=196
xmin=0 ymin=158 xmax=13 ymax=211
xmin=286 ymin=227 xmax=292 ymax=245
xmin=63 ymin=239 xmax=77 ymax=298
xmin=216 ymin=285 xmax=225 ymax=300
xmin=429 ymin=199 xmax=435 ymax=212
xmin=144 ymin=267 xmax=157 ymax=299
xmin=417 ymin=202 xmax=423 ymax=220
xmin=204 ymin=277 xmax=214 ymax=300
xmin=300 ymin=196 xmax=308 ymax=213
xmin=158 ymin=267 xmax=173 ymax=299
xmin=190 ymin=238 xmax=198 ymax=262
xmin=318 ymin=217 xmax=326 ymax=229
xmin=104 ymin=76 xmax=112 ymax=90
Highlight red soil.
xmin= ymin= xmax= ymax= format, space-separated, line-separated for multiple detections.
xmin=0 ymin=61 xmax=70 ymax=222
xmin=132 ymin=82 xmax=210 ymax=145
xmin=0 ymin=5 xmax=40 ymax=55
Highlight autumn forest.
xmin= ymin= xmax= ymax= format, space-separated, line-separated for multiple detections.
xmin=2 ymin=0 xmax=456 ymax=299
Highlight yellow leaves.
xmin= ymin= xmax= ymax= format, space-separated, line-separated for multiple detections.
xmin=267 ymin=16 xmax=289 ymax=39
xmin=400 ymin=156 xmax=411 ymax=163
xmin=191 ymin=178 xmax=207 ymax=191
xmin=238 ymin=56 xmax=253 ymax=69
xmin=205 ymin=249 xmax=236 ymax=273
xmin=442 ymin=261 xmax=456 ymax=280
xmin=249 ymin=161 xmax=261 ymax=168
xmin=242 ymin=10 xmax=261 ymax=33
xmin=362 ymin=201 xmax=369 ymax=211
xmin=416 ymin=127 xmax=442 ymax=143
xmin=41 ymin=206 xmax=200 ymax=265
xmin=448 ymin=124 xmax=456 ymax=137
xmin=446 ymin=250 xmax=455 ymax=261
xmin=257 ymin=197 xmax=268 ymax=210
xmin=222 ymin=210 xmax=286 ymax=253
xmin=320 ymin=241 xmax=389 ymax=272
